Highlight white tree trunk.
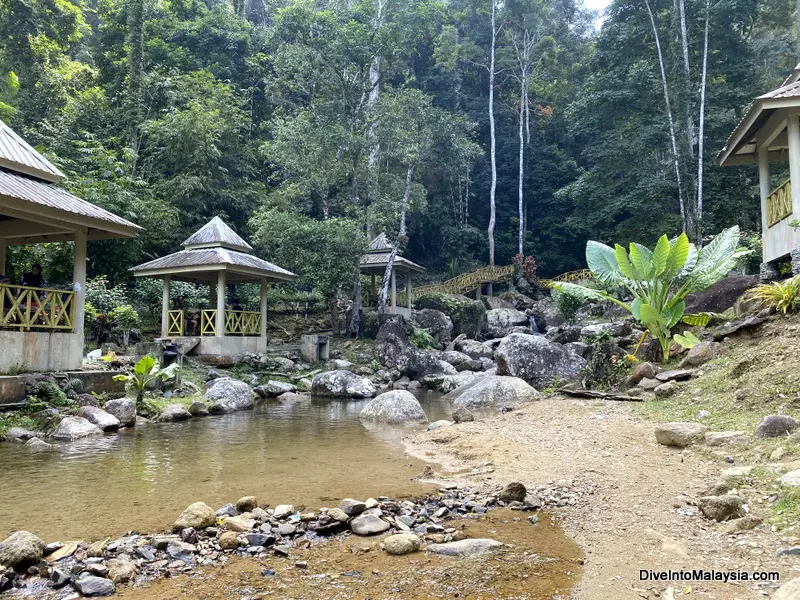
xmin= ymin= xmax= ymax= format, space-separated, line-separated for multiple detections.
xmin=645 ymin=0 xmax=687 ymax=233
xmin=518 ymin=75 xmax=525 ymax=255
xmin=488 ymin=0 xmax=497 ymax=266
xmin=696 ymin=0 xmax=710 ymax=244
xmin=378 ymin=163 xmax=415 ymax=313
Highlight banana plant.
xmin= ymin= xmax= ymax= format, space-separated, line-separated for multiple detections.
xmin=555 ymin=226 xmax=746 ymax=361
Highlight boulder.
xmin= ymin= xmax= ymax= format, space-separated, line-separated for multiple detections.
xmin=498 ymin=290 xmax=537 ymax=311
xmin=173 ymin=502 xmax=216 ymax=532
xmin=330 ymin=359 xmax=354 ymax=371
xmin=383 ymin=533 xmax=421 ymax=555
xmin=72 ymin=575 xmax=115 ymax=596
xmin=236 ymin=496 xmax=258 ymax=512
xmin=684 ymin=275 xmax=757 ymax=314
xmin=256 ymin=380 xmax=297 ymax=398
xmin=545 ymin=325 xmax=582 ymax=345
xmin=779 ymin=469 xmax=800 ymax=486
xmin=156 ymin=404 xmax=192 ymax=423
xmin=564 ymin=341 xmax=590 ymax=358
xmin=499 ymin=482 xmax=526 ymax=503
xmin=273 ymin=504 xmax=294 ymax=519
xmin=655 ymin=369 xmax=694 ymax=382
xmin=188 ymin=401 xmax=209 ymax=417
xmin=440 ymin=350 xmax=480 ymax=372
xmin=427 ymin=420 xmax=453 ymax=430
xmin=260 ymin=356 xmax=297 ymax=372
xmin=452 ymin=406 xmax=474 ymax=423
xmin=698 ymin=494 xmax=746 ymax=522
xmin=579 ymin=321 xmax=632 ymax=338
xmin=222 ymin=515 xmax=256 ymax=532
xmin=359 ymin=390 xmax=427 ymax=424
xmin=410 ymin=309 xmax=454 ymax=350
xmin=107 ymin=557 xmax=137 ymax=584
xmin=705 ymin=431 xmax=748 ymax=447
xmin=756 ymin=415 xmax=798 ymax=438
xmin=375 ymin=321 xmax=456 ymax=379
xmin=103 ymin=399 xmax=136 ymax=428
xmin=654 ymin=380 xmax=679 ymax=399
xmin=485 ymin=308 xmax=529 ymax=338
xmin=205 ymin=377 xmax=254 ymax=411
xmin=454 ymin=339 xmax=494 ymax=360
xmin=350 ymin=514 xmax=390 ymax=536
xmin=26 ymin=437 xmax=54 ymax=450
xmin=327 ymin=507 xmax=350 ymax=523
xmin=76 ymin=393 xmax=100 ymax=407
xmin=311 ymin=370 xmax=376 ymax=398
xmin=495 ymin=334 xmax=586 ymax=388
xmin=483 ymin=296 xmax=515 ymax=310
xmin=773 ymin=577 xmax=800 ymax=600
xmin=451 ymin=376 xmax=540 ymax=410
xmin=627 ymin=362 xmax=657 ymax=386
xmin=339 ymin=499 xmax=367 ymax=517
xmin=51 ymin=416 xmax=102 ymax=441
xmin=654 ymin=423 xmax=707 ymax=447
xmin=414 ymin=293 xmax=485 ymax=338
xmin=375 ymin=321 xmax=413 ymax=366
xmin=426 ymin=538 xmax=504 ymax=557
xmin=680 ymin=341 xmax=720 ymax=368
xmin=0 ymin=531 xmax=45 ymax=568
xmin=218 ymin=531 xmax=239 ymax=550
xmin=4 ymin=427 xmax=35 ymax=441
xmin=424 ymin=371 xmax=486 ymax=394
xmin=77 ymin=406 xmax=120 ymax=432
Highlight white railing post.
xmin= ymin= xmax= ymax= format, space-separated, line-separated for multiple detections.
xmin=216 ymin=271 xmax=226 ymax=337
xmin=161 ymin=275 xmax=171 ymax=337
xmin=73 ymin=230 xmax=87 ymax=336
xmin=260 ymin=278 xmax=268 ymax=341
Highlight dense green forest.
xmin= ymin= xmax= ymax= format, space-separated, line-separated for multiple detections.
xmin=0 ymin=0 xmax=797 ymax=292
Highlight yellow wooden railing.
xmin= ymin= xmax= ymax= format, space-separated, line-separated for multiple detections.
xmin=538 ymin=269 xmax=595 ymax=288
xmin=225 ymin=310 xmax=262 ymax=335
xmin=168 ymin=309 xmax=263 ymax=337
xmin=200 ymin=310 xmax=217 ymax=336
xmin=413 ymin=265 xmax=515 ymax=299
xmin=167 ymin=310 xmax=184 ymax=337
xmin=767 ymin=178 xmax=792 ymax=227
xmin=0 ymin=284 xmax=76 ymax=332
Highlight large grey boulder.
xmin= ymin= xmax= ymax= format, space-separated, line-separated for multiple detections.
xmin=375 ymin=321 xmax=455 ymax=379
xmin=485 ymin=308 xmax=529 ymax=338
xmin=410 ymin=309 xmax=453 ymax=350
xmin=773 ymin=577 xmax=800 ymax=600
xmin=454 ymin=339 xmax=494 ymax=360
xmin=451 ymin=376 xmax=540 ymax=410
xmin=413 ymin=293 xmax=485 ymax=338
xmin=205 ymin=377 xmax=254 ymax=411
xmin=756 ymin=415 xmax=798 ymax=438
xmin=422 ymin=371 xmax=486 ymax=394
xmin=173 ymin=502 xmax=216 ymax=532
xmin=77 ymin=406 xmax=120 ymax=432
xmin=654 ymin=423 xmax=707 ymax=447
xmin=311 ymin=370 xmax=376 ymax=398
xmin=440 ymin=350 xmax=481 ymax=372
xmin=72 ymin=575 xmax=115 ymax=596
xmin=383 ymin=533 xmax=421 ymax=555
xmin=0 ymin=531 xmax=45 ymax=568
xmin=680 ymin=341 xmax=720 ymax=368
xmin=51 ymin=416 xmax=102 ymax=441
xmin=579 ymin=321 xmax=631 ymax=338
xmin=156 ymin=404 xmax=192 ymax=422
xmin=426 ymin=538 xmax=504 ymax=557
xmin=255 ymin=380 xmax=297 ymax=398
xmin=495 ymin=333 xmax=586 ymax=387
xmin=103 ymin=398 xmax=136 ymax=428
xmin=359 ymin=390 xmax=427 ymax=424
xmin=350 ymin=513 xmax=390 ymax=536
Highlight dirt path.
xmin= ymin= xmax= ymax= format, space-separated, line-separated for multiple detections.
xmin=405 ymin=397 xmax=796 ymax=600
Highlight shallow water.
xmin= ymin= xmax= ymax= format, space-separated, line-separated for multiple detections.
xmin=0 ymin=392 xmax=453 ymax=542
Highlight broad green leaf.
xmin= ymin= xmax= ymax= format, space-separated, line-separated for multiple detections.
xmin=615 ymin=244 xmax=638 ymax=279
xmin=639 ymin=303 xmax=664 ymax=326
xmin=674 ymin=332 xmax=701 ymax=349
xmin=678 ymin=243 xmax=699 ymax=277
xmin=651 ymin=235 xmax=671 ymax=277
xmin=665 ymin=299 xmax=685 ymax=328
xmin=134 ymin=355 xmax=156 ymax=376
xmin=629 ymin=243 xmax=652 ymax=280
xmin=664 ymin=233 xmax=689 ymax=280
xmin=586 ymin=241 xmax=624 ymax=285
xmin=689 ymin=226 xmax=741 ymax=290
xmin=681 ymin=313 xmax=711 ymax=327
xmin=631 ymin=297 xmax=642 ymax=320
xmin=553 ymin=282 xmax=607 ymax=302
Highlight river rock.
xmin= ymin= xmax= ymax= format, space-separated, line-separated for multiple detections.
xmin=454 ymin=339 xmax=494 ymax=360
xmin=359 ymin=390 xmax=427 ymax=424
xmin=236 ymin=496 xmax=258 ymax=512
xmin=205 ymin=377 xmax=254 ymax=411
xmin=426 ymin=538 xmax=504 ymax=557
xmin=173 ymin=502 xmax=216 ymax=531
xmin=327 ymin=507 xmax=349 ymax=522
xmin=107 ymin=557 xmax=137 ymax=584
xmin=72 ymin=575 xmax=115 ymax=596
xmin=410 ymin=309 xmax=453 ymax=350
xmin=720 ymin=515 xmax=762 ymax=534
xmin=654 ymin=423 xmax=707 ymax=447
xmin=223 ymin=516 xmax=256 ymax=532
xmin=495 ymin=333 xmax=586 ymax=387
xmin=258 ymin=381 xmax=297 ymax=398
xmin=580 ymin=321 xmax=631 ymax=338
xmin=773 ymin=577 xmax=800 ymax=600
xmin=424 ymin=371 xmax=486 ymax=393
xmin=383 ymin=533 xmax=421 ymax=555
xmin=350 ymin=514 xmax=390 ymax=536
xmin=156 ymin=404 xmax=192 ymax=422
xmin=103 ymin=399 xmax=136 ymax=427
xmin=756 ymin=415 xmax=798 ymax=438
xmin=339 ymin=499 xmax=367 ymax=516
xmin=654 ymin=380 xmax=679 ymax=399
xmin=451 ymin=375 xmax=540 ymax=410
xmin=188 ymin=401 xmax=209 ymax=417
xmin=499 ymin=482 xmax=527 ymax=503
xmin=5 ymin=427 xmax=35 ymax=441
xmin=452 ymin=406 xmax=474 ymax=423
xmin=273 ymin=504 xmax=294 ymax=519
xmin=680 ymin=341 xmax=720 ymax=367
xmin=627 ymin=362 xmax=657 ymax=386
xmin=705 ymin=431 xmax=748 ymax=447
xmin=0 ymin=531 xmax=45 ymax=568
xmin=428 ymin=420 xmax=453 ymax=430
xmin=51 ymin=416 xmax=102 ymax=441
xmin=779 ymin=469 xmax=800 ymax=486
xmin=414 ymin=293 xmax=485 ymax=338
xmin=311 ymin=370 xmax=376 ymax=398
xmin=218 ymin=531 xmax=239 ymax=549
xmin=440 ymin=350 xmax=480 ymax=371
xmin=485 ymin=308 xmax=528 ymax=338
xmin=698 ymin=494 xmax=746 ymax=522
xmin=26 ymin=437 xmax=54 ymax=450
xmin=77 ymin=406 xmax=120 ymax=432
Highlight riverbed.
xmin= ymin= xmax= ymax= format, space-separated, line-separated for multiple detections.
xmin=0 ymin=392 xmax=452 ymax=541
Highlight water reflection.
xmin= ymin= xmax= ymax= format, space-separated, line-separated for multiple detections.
xmin=0 ymin=393 xmax=452 ymax=541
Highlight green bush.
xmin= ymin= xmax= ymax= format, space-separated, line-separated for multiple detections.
xmin=111 ymin=304 xmax=139 ymax=346
xmin=410 ymin=327 xmax=435 ymax=349
xmin=86 ymin=275 xmax=128 ymax=313
xmin=554 ymin=289 xmax=584 ymax=322
xmin=414 ymin=292 xmax=485 ymax=338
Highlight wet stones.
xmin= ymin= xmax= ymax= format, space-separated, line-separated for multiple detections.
xmin=0 ymin=531 xmax=45 ymax=568
xmin=426 ymin=538 xmax=504 ymax=557
xmin=173 ymin=502 xmax=216 ymax=532
xmin=188 ymin=401 xmax=209 ymax=417
xmin=51 ymin=416 xmax=102 ymax=441
xmin=103 ymin=399 xmax=136 ymax=428
xmin=77 ymin=406 xmax=120 ymax=432
xmin=156 ymin=404 xmax=192 ymax=423
xmin=311 ymin=370 xmax=376 ymax=399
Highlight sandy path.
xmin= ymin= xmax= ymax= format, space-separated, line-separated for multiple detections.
xmin=405 ymin=397 xmax=797 ymax=600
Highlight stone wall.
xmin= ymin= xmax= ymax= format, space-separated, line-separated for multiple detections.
xmin=0 ymin=331 xmax=83 ymax=374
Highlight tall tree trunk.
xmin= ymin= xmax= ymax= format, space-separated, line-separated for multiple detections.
xmin=645 ymin=0 xmax=687 ymax=234
xmin=696 ymin=0 xmax=710 ymax=244
xmin=488 ymin=0 xmax=497 ymax=266
xmin=797 ymin=0 xmax=800 ymax=59
xmin=126 ymin=0 xmax=145 ymax=174
xmin=518 ymin=74 xmax=526 ymax=255
xmin=365 ymin=0 xmax=384 ymax=239
xmin=378 ymin=163 xmax=415 ymax=313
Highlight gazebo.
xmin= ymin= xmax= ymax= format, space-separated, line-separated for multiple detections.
xmin=0 ymin=120 xmax=139 ymax=372
xmin=716 ymin=64 xmax=800 ymax=277
xmin=131 ymin=217 xmax=296 ymax=358
xmin=359 ymin=233 xmax=425 ymax=318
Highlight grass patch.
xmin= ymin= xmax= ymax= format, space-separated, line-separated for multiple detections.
xmin=772 ymin=486 xmax=800 ymax=531
xmin=0 ymin=413 xmax=38 ymax=437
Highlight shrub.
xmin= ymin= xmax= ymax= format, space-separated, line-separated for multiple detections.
xmin=554 ymin=288 xmax=584 ymax=322
xmin=85 ymin=275 xmax=128 ymax=313
xmin=512 ymin=253 xmax=538 ymax=285
xmin=744 ymin=276 xmax=800 ymax=314
xmin=414 ymin=292 xmax=485 ymax=338
xmin=410 ymin=327 xmax=435 ymax=349
xmin=111 ymin=304 xmax=139 ymax=347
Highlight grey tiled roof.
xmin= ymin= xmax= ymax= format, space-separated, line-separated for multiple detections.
xmin=182 ymin=216 xmax=252 ymax=251
xmin=360 ymin=251 xmax=425 ymax=272
xmin=0 ymin=119 xmax=64 ymax=182
xmin=132 ymin=247 xmax=296 ymax=280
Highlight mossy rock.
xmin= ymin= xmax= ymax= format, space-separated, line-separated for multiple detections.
xmin=362 ymin=311 xmax=408 ymax=339
xmin=414 ymin=293 xmax=485 ymax=338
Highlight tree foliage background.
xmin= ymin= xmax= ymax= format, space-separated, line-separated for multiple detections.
xmin=0 ymin=0 xmax=796 ymax=288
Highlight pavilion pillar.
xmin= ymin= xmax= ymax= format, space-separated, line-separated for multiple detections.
xmin=260 ymin=278 xmax=268 ymax=340
xmin=161 ymin=275 xmax=171 ymax=337
xmin=216 ymin=271 xmax=226 ymax=337
xmin=73 ymin=230 xmax=87 ymax=337
xmin=789 ymin=113 xmax=800 ymax=217
xmin=390 ymin=267 xmax=396 ymax=312
xmin=758 ymin=144 xmax=771 ymax=241
xmin=406 ymin=269 xmax=412 ymax=309
xmin=0 ymin=237 xmax=5 ymax=275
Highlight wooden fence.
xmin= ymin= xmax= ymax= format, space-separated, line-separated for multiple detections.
xmin=0 ymin=284 xmax=76 ymax=332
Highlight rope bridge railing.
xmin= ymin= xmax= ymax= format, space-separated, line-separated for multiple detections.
xmin=0 ymin=284 xmax=76 ymax=332
xmin=412 ymin=264 xmax=515 ymax=299
xmin=537 ymin=269 xmax=594 ymax=288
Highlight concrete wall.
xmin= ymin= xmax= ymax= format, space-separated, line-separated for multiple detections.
xmin=0 ymin=331 xmax=83 ymax=374
xmin=764 ymin=216 xmax=800 ymax=263
xmin=194 ymin=336 xmax=267 ymax=356
xmin=0 ymin=370 xmax=124 ymax=408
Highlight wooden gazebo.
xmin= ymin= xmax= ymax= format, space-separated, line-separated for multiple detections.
xmin=131 ymin=217 xmax=296 ymax=357
xmin=359 ymin=233 xmax=425 ymax=318
xmin=0 ymin=119 xmax=139 ymax=372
